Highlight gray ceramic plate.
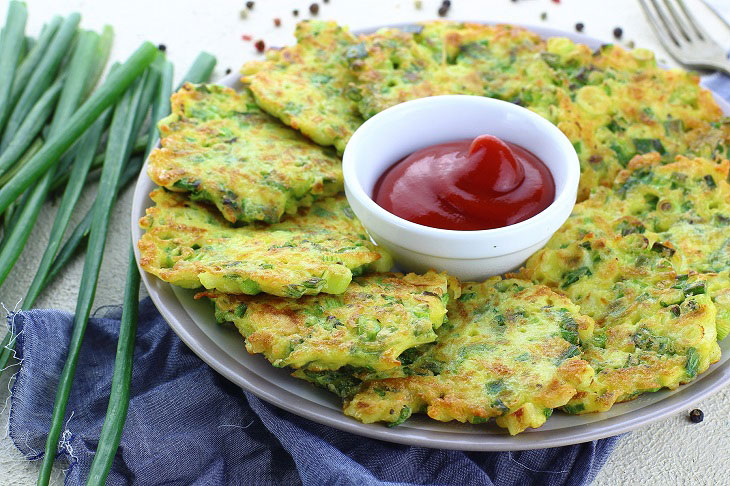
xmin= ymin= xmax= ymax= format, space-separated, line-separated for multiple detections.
xmin=131 ymin=24 xmax=730 ymax=450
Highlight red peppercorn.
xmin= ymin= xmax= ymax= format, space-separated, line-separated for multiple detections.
xmin=255 ymin=39 xmax=265 ymax=52
xmin=552 ymin=0 xmax=560 ymax=3
xmin=241 ymin=34 xmax=252 ymax=41
xmin=274 ymin=18 xmax=281 ymax=27
xmin=309 ymin=3 xmax=319 ymax=15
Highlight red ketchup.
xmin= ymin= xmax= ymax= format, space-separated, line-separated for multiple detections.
xmin=373 ymin=135 xmax=555 ymax=231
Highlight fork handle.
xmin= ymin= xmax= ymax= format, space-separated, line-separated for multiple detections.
xmin=700 ymin=59 xmax=730 ymax=77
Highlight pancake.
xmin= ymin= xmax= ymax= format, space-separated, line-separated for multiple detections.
xmin=348 ymin=22 xmax=727 ymax=198
xmin=147 ymin=83 xmax=342 ymax=224
xmin=341 ymin=278 xmax=595 ymax=435
xmin=138 ymin=189 xmax=392 ymax=297
xmin=521 ymin=231 xmax=721 ymax=413
xmin=536 ymin=153 xmax=730 ymax=340
xmin=241 ymin=20 xmax=364 ymax=153
xmin=197 ymin=271 xmax=458 ymax=372
xmin=352 ymin=22 xmax=545 ymax=120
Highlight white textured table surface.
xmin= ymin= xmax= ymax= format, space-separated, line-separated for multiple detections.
xmin=1 ymin=1 xmax=730 ymax=484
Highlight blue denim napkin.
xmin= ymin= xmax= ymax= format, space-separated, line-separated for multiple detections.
xmin=5 ymin=298 xmax=619 ymax=485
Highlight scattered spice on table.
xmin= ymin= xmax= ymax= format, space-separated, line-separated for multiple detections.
xmin=293 ymin=9 xmax=299 ymax=16
xmin=274 ymin=18 xmax=281 ymax=27
xmin=613 ymin=27 xmax=623 ymax=39
xmin=225 ymin=67 xmax=232 ymax=74
xmin=540 ymin=12 xmax=547 ymax=21
xmin=241 ymin=34 xmax=252 ymax=41
xmin=157 ymin=43 xmax=166 ymax=52
xmin=245 ymin=1 xmax=254 ymax=9
xmin=575 ymin=22 xmax=584 ymax=32
xmin=689 ymin=409 xmax=704 ymax=423
xmin=552 ymin=0 xmax=560 ymax=3
xmin=627 ymin=40 xmax=635 ymax=48
xmin=310 ymin=3 xmax=319 ymax=15
xmin=255 ymin=39 xmax=265 ymax=52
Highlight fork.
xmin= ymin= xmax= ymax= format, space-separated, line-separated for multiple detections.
xmin=639 ymin=0 xmax=730 ymax=75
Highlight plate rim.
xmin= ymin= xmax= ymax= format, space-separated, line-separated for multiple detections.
xmin=131 ymin=23 xmax=730 ymax=451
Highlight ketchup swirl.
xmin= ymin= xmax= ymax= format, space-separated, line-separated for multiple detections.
xmin=373 ymin=135 xmax=555 ymax=231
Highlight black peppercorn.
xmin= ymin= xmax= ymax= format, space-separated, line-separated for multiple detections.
xmin=293 ymin=9 xmax=299 ymax=16
xmin=246 ymin=1 xmax=254 ymax=9
xmin=310 ymin=3 xmax=319 ymax=15
xmin=442 ymin=0 xmax=451 ymax=6
xmin=438 ymin=5 xmax=449 ymax=16
xmin=613 ymin=27 xmax=623 ymax=39
xmin=225 ymin=67 xmax=232 ymax=75
xmin=157 ymin=43 xmax=166 ymax=52
xmin=575 ymin=22 xmax=584 ymax=33
xmin=689 ymin=409 xmax=704 ymax=423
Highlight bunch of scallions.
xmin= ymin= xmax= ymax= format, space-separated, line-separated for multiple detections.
xmin=0 ymin=3 xmax=216 ymax=484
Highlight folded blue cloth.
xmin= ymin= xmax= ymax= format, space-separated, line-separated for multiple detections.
xmin=5 ymin=298 xmax=619 ymax=485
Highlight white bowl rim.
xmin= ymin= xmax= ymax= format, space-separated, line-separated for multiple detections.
xmin=342 ymin=95 xmax=580 ymax=247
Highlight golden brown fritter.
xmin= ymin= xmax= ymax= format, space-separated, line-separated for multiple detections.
xmin=138 ymin=189 xmax=392 ymax=297
xmin=147 ymin=83 xmax=342 ymax=224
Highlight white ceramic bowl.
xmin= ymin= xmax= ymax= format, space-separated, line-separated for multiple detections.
xmin=342 ymin=95 xmax=579 ymax=280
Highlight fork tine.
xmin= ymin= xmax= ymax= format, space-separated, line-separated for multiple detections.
xmin=650 ymin=0 xmax=685 ymax=46
xmin=640 ymin=0 xmax=683 ymax=54
xmin=675 ymin=0 xmax=707 ymax=40
xmin=664 ymin=0 xmax=694 ymax=42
